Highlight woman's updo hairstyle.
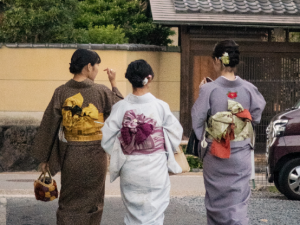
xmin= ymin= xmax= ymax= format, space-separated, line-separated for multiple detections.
xmin=212 ymin=40 xmax=240 ymax=67
xmin=69 ymin=49 xmax=101 ymax=74
xmin=125 ymin=60 xmax=154 ymax=88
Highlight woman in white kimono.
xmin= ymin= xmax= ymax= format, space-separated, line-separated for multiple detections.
xmin=101 ymin=59 xmax=183 ymax=225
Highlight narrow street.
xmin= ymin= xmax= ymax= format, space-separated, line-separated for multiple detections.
xmin=0 ymin=173 xmax=299 ymax=225
xmin=1 ymin=196 xmax=300 ymax=225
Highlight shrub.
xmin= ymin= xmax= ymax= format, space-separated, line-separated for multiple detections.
xmin=88 ymin=24 xmax=128 ymax=44
xmin=186 ymin=155 xmax=203 ymax=170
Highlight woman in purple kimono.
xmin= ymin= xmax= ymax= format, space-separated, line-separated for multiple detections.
xmin=191 ymin=40 xmax=266 ymax=225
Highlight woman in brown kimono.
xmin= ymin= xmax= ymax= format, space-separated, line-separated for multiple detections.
xmin=32 ymin=49 xmax=123 ymax=225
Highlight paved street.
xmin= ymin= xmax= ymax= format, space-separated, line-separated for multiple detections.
xmin=0 ymin=172 xmax=205 ymax=197
xmin=2 ymin=196 xmax=300 ymax=225
xmin=3 ymin=197 xmax=206 ymax=225
xmin=0 ymin=172 xmax=299 ymax=225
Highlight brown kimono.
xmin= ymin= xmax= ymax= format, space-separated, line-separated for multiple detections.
xmin=32 ymin=78 xmax=123 ymax=225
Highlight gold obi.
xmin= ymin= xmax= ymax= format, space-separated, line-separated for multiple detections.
xmin=62 ymin=93 xmax=104 ymax=142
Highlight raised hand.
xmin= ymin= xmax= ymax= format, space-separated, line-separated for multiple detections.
xmin=104 ymin=68 xmax=117 ymax=88
xmin=199 ymin=78 xmax=207 ymax=88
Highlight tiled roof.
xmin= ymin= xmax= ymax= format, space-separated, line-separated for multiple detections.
xmin=150 ymin=0 xmax=300 ymax=27
xmin=173 ymin=0 xmax=300 ymax=15
xmin=0 ymin=43 xmax=180 ymax=52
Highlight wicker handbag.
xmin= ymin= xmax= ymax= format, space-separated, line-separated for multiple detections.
xmin=174 ymin=146 xmax=190 ymax=173
xmin=34 ymin=170 xmax=59 ymax=202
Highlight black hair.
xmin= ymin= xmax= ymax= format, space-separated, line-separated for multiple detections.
xmin=125 ymin=60 xmax=154 ymax=88
xmin=212 ymin=40 xmax=240 ymax=67
xmin=69 ymin=49 xmax=101 ymax=74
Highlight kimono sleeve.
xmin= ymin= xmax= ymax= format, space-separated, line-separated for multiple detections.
xmin=161 ymin=102 xmax=183 ymax=153
xmin=191 ymin=84 xmax=211 ymax=140
xmin=31 ymin=88 xmax=62 ymax=163
xmin=248 ymin=85 xmax=266 ymax=125
xmin=101 ymin=102 xmax=123 ymax=155
xmin=102 ymin=86 xmax=124 ymax=120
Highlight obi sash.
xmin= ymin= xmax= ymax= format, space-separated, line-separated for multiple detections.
xmin=118 ymin=110 xmax=165 ymax=155
xmin=62 ymin=93 xmax=103 ymax=142
xmin=206 ymin=100 xmax=253 ymax=158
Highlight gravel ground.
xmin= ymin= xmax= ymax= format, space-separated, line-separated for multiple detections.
xmin=4 ymin=191 xmax=299 ymax=225
xmin=172 ymin=189 xmax=300 ymax=225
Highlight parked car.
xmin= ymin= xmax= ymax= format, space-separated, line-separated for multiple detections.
xmin=266 ymin=99 xmax=300 ymax=200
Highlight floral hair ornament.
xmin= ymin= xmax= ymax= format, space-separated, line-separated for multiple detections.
xmin=219 ymin=52 xmax=230 ymax=65
xmin=142 ymin=75 xmax=152 ymax=86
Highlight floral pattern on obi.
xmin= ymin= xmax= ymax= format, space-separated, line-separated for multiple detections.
xmin=119 ymin=110 xmax=165 ymax=155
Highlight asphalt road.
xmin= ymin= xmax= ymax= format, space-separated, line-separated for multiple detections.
xmin=1 ymin=173 xmax=299 ymax=225
xmin=2 ymin=195 xmax=300 ymax=225
xmin=3 ymin=197 xmax=206 ymax=225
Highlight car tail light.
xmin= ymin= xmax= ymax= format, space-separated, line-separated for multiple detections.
xmin=272 ymin=119 xmax=289 ymax=137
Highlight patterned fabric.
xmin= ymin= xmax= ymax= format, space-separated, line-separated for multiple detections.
xmin=31 ymin=78 xmax=123 ymax=225
xmin=62 ymin=93 xmax=104 ymax=142
xmin=119 ymin=110 xmax=165 ymax=155
xmin=191 ymin=76 xmax=266 ymax=147
xmin=101 ymin=93 xmax=183 ymax=224
xmin=206 ymin=100 xmax=253 ymax=141
xmin=57 ymin=142 xmax=107 ymax=225
xmin=206 ymin=100 xmax=253 ymax=158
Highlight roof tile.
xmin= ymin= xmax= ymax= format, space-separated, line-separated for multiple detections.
xmin=173 ymin=0 xmax=300 ymax=14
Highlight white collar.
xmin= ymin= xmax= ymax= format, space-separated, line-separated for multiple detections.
xmin=125 ymin=93 xmax=156 ymax=104
xmin=221 ymin=75 xmax=237 ymax=81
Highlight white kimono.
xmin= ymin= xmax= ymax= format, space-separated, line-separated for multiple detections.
xmin=101 ymin=93 xmax=183 ymax=225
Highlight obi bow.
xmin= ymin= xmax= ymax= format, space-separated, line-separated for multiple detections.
xmin=62 ymin=93 xmax=101 ymax=132
xmin=120 ymin=110 xmax=157 ymax=154
xmin=207 ymin=100 xmax=253 ymax=159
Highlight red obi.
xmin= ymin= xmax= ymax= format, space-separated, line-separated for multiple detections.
xmin=118 ymin=110 xmax=165 ymax=155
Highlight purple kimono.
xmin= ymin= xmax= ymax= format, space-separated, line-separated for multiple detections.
xmin=192 ymin=76 xmax=266 ymax=225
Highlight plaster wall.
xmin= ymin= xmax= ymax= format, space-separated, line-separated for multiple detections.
xmin=0 ymin=47 xmax=180 ymax=123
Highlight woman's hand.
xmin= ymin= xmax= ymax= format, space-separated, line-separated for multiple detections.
xmin=199 ymin=78 xmax=207 ymax=88
xmin=104 ymin=68 xmax=117 ymax=88
xmin=244 ymin=119 xmax=251 ymax=123
xmin=39 ymin=162 xmax=49 ymax=173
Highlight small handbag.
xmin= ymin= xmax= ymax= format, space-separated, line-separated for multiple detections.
xmin=186 ymin=130 xmax=199 ymax=157
xmin=34 ymin=170 xmax=59 ymax=202
xmin=174 ymin=146 xmax=190 ymax=173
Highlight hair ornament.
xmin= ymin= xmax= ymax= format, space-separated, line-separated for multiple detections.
xmin=142 ymin=77 xmax=148 ymax=86
xmin=219 ymin=52 xmax=230 ymax=65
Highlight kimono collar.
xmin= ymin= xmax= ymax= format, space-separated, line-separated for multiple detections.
xmin=215 ymin=76 xmax=243 ymax=88
xmin=65 ymin=79 xmax=94 ymax=89
xmin=125 ymin=93 xmax=156 ymax=104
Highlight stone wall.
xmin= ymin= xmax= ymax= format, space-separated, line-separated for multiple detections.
xmin=0 ymin=126 xmax=39 ymax=172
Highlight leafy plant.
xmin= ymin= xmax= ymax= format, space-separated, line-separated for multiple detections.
xmin=75 ymin=0 xmax=174 ymax=45
xmin=186 ymin=155 xmax=203 ymax=170
xmin=0 ymin=0 xmax=174 ymax=45
xmin=0 ymin=0 xmax=80 ymax=43
xmin=88 ymin=24 xmax=128 ymax=44
xmin=289 ymin=32 xmax=300 ymax=43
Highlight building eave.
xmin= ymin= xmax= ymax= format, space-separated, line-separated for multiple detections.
xmin=150 ymin=0 xmax=300 ymax=28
